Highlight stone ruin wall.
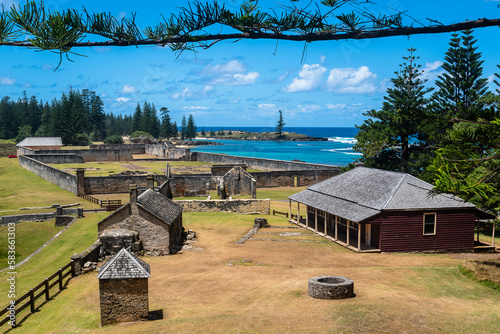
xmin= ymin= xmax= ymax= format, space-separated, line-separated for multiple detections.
xmin=99 ymin=278 xmax=149 ymax=326
xmin=176 ymin=199 xmax=270 ymax=215
xmin=19 ymin=155 xmax=78 ymax=194
xmin=193 ymin=151 xmax=340 ymax=172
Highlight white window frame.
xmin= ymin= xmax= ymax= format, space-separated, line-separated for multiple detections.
xmin=423 ymin=213 xmax=437 ymax=235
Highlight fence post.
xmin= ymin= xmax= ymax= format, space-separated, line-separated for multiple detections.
xmin=45 ymin=279 xmax=50 ymax=301
xmin=29 ymin=289 xmax=35 ymax=313
xmin=58 ymin=269 xmax=63 ymax=290
xmin=70 ymin=260 xmax=75 ymax=278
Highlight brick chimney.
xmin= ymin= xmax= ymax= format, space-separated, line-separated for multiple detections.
xmin=147 ymin=175 xmax=154 ymax=190
xmin=130 ymin=184 xmax=138 ymax=213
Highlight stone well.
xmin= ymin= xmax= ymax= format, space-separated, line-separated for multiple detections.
xmin=308 ymin=276 xmax=354 ymax=299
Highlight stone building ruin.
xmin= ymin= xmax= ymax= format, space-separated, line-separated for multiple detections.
xmin=97 ymin=248 xmax=151 ymax=326
xmin=98 ymin=185 xmax=184 ymax=256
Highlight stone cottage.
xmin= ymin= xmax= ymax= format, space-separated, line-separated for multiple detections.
xmin=98 ymin=185 xmax=183 ymax=256
xmin=97 ymin=247 xmax=150 ymax=326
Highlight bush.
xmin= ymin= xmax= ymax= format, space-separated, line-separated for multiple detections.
xmin=131 ymin=131 xmax=153 ymax=139
xmin=103 ymin=135 xmax=124 ymax=144
xmin=74 ymin=133 xmax=91 ymax=146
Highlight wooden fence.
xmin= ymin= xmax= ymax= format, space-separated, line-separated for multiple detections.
xmin=0 ymin=261 xmax=74 ymax=328
xmin=78 ymin=194 xmax=121 ymax=211
xmin=272 ymin=210 xmax=289 ymax=218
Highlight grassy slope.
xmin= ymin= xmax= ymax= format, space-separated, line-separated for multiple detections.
xmin=0 ymin=158 xmax=100 ymax=216
xmin=0 ymin=219 xmax=64 ymax=264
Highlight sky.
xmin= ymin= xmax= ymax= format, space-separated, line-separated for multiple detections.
xmin=0 ymin=0 xmax=499 ymax=128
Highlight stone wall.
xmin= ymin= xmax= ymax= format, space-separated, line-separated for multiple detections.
xmin=24 ymin=154 xmax=84 ymax=164
xmin=222 ymin=167 xmax=255 ymax=197
xmin=0 ymin=213 xmax=56 ymax=226
xmin=145 ymin=144 xmax=191 ymax=160
xmin=211 ymin=164 xmax=247 ymax=176
xmin=84 ymin=175 xmax=166 ymax=194
xmin=19 ymin=155 xmax=78 ymax=194
xmin=99 ymin=278 xmax=149 ymax=326
xmin=176 ymin=199 xmax=270 ymax=214
xmin=193 ymin=152 xmax=340 ymax=171
xmin=250 ymin=169 xmax=339 ymax=187
xmin=171 ymin=174 xmax=213 ymax=197
xmin=90 ymin=144 xmax=145 ymax=154
xmin=19 ymin=147 xmax=133 ymax=162
xmin=71 ymin=239 xmax=102 ymax=276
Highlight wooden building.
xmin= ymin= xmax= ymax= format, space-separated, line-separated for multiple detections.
xmin=288 ymin=167 xmax=494 ymax=253
xmin=98 ymin=185 xmax=184 ymax=256
xmin=97 ymin=248 xmax=150 ymax=326
xmin=16 ymin=137 xmax=62 ymax=150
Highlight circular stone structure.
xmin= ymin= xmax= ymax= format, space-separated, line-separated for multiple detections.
xmin=308 ymin=276 xmax=354 ymax=299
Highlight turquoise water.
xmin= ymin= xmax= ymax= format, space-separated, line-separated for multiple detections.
xmin=193 ymin=127 xmax=359 ymax=166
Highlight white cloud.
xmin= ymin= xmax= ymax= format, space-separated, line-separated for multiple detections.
xmin=198 ymin=60 xmax=260 ymax=86
xmin=210 ymin=72 xmax=260 ymax=86
xmin=326 ymin=103 xmax=346 ymax=110
xmin=319 ymin=55 xmax=326 ymax=63
xmin=171 ymin=86 xmax=216 ymax=100
xmin=121 ymin=84 xmax=137 ymax=94
xmin=0 ymin=76 xmax=16 ymax=85
xmin=421 ymin=60 xmax=443 ymax=81
xmin=326 ymin=66 xmax=378 ymax=94
xmin=258 ymin=104 xmax=276 ymax=110
xmin=116 ymin=97 xmax=130 ymax=103
xmin=183 ymin=106 xmax=210 ymax=110
xmin=200 ymin=60 xmax=247 ymax=76
xmin=284 ymin=64 xmax=327 ymax=92
xmin=297 ymin=104 xmax=322 ymax=113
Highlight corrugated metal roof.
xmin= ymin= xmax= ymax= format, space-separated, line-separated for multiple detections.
xmin=289 ymin=167 xmax=476 ymax=222
xmin=97 ymin=248 xmax=150 ymax=279
xmin=16 ymin=137 xmax=63 ymax=147
xmin=137 ymin=189 xmax=182 ymax=224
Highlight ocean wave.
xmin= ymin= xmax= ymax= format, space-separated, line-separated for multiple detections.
xmin=328 ymin=137 xmax=357 ymax=144
xmin=320 ymin=149 xmax=362 ymax=155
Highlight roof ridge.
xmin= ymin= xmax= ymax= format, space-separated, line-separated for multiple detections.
xmin=96 ymin=248 xmax=150 ymax=279
xmin=309 ymin=189 xmax=380 ymax=211
xmin=381 ymin=174 xmax=407 ymax=210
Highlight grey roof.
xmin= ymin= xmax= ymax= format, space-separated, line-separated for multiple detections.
xmin=16 ymin=137 xmax=62 ymax=147
xmin=97 ymin=248 xmax=150 ymax=279
xmin=137 ymin=189 xmax=182 ymax=224
xmin=289 ymin=167 xmax=475 ymax=223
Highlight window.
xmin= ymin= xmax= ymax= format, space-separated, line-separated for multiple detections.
xmin=423 ymin=213 xmax=436 ymax=235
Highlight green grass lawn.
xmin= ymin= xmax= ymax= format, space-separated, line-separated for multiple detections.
xmin=48 ymin=160 xmax=211 ymax=176
xmin=0 ymin=158 xmax=99 ymax=214
xmin=0 ymin=219 xmax=64 ymax=266
xmin=0 ymin=212 xmax=108 ymax=306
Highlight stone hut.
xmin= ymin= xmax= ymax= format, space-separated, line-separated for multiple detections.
xmin=218 ymin=166 xmax=256 ymax=199
xmin=98 ymin=185 xmax=183 ymax=256
xmin=97 ymin=248 xmax=150 ymax=326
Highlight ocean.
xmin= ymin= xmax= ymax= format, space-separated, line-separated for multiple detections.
xmin=193 ymin=127 xmax=359 ymax=166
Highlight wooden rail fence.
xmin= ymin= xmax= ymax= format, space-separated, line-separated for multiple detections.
xmin=78 ymin=194 xmax=121 ymax=211
xmin=0 ymin=261 xmax=74 ymax=328
xmin=272 ymin=210 xmax=289 ymax=218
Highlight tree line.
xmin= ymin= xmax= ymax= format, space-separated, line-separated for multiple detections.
xmin=0 ymin=90 xmax=200 ymax=145
xmin=354 ymin=29 xmax=499 ymax=212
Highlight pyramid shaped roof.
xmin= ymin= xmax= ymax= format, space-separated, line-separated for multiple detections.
xmin=97 ymin=248 xmax=150 ymax=279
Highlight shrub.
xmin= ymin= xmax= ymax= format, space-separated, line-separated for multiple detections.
xmin=103 ymin=135 xmax=124 ymax=144
xmin=74 ymin=133 xmax=91 ymax=146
